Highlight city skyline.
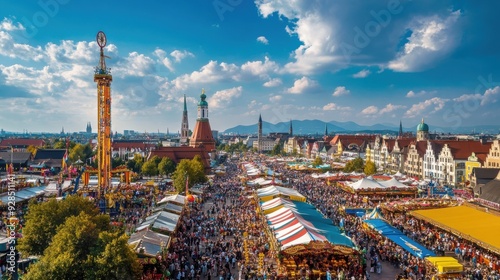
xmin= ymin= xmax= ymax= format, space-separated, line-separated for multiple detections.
xmin=1 ymin=1 xmax=500 ymax=133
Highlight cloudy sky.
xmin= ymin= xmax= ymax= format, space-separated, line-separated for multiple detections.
xmin=1 ymin=0 xmax=499 ymax=133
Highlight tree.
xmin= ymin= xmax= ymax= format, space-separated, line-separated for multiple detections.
xmin=364 ymin=160 xmax=376 ymax=175
xmin=271 ymin=143 xmax=282 ymax=156
xmin=343 ymin=157 xmax=364 ymax=173
xmin=19 ymin=196 xmax=107 ymax=256
xmin=112 ymin=156 xmax=125 ymax=168
xmin=312 ymin=156 xmax=323 ymax=167
xmin=93 ymin=231 xmax=142 ymax=279
xmin=141 ymin=158 xmax=158 ymax=177
xmin=27 ymin=145 xmax=38 ymax=157
xmin=158 ymin=157 xmax=176 ymax=176
xmin=69 ymin=143 xmax=86 ymax=163
xmin=126 ymin=154 xmax=143 ymax=173
xmin=172 ymin=157 xmax=207 ymax=193
xmin=24 ymin=213 xmax=141 ymax=280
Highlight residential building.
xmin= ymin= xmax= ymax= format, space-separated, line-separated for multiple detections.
xmin=404 ymin=141 xmax=427 ymax=179
xmin=484 ymin=140 xmax=500 ymax=168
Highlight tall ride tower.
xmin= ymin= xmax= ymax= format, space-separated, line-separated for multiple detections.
xmin=94 ymin=31 xmax=112 ymax=199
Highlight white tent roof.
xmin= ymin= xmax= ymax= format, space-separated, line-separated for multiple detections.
xmin=378 ymin=178 xmax=409 ymax=188
xmin=348 ymin=178 xmax=385 ymax=190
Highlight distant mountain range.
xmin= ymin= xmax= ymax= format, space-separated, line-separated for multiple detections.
xmin=222 ymin=119 xmax=500 ymax=135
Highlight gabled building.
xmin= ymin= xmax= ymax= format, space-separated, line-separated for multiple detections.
xmin=329 ymin=135 xmax=375 ymax=157
xmin=435 ymin=140 xmax=491 ymax=185
xmin=404 ymin=141 xmax=427 ymax=179
xmin=484 ymin=140 xmax=500 ymax=168
xmin=465 ymin=152 xmax=488 ymax=182
xmin=423 ymin=141 xmax=444 ymax=181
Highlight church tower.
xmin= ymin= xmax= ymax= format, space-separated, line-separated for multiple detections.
xmin=325 ymin=124 xmax=328 ymax=136
xmin=289 ymin=119 xmax=293 ymax=136
xmin=189 ymin=89 xmax=215 ymax=151
xmin=398 ymin=120 xmax=403 ymax=138
xmin=180 ymin=94 xmax=189 ymax=145
xmin=257 ymin=114 xmax=263 ymax=152
xmin=416 ymin=118 xmax=429 ymax=141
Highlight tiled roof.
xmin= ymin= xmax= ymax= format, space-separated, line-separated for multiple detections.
xmin=438 ymin=140 xmax=491 ymax=160
xmin=190 ymin=120 xmax=215 ymax=151
xmin=149 ymin=146 xmax=211 ymax=171
xmin=478 ymin=179 xmax=500 ymax=204
xmin=112 ymin=141 xmax=157 ymax=151
xmin=472 ymin=168 xmax=500 ymax=180
xmin=0 ymin=152 xmax=31 ymax=164
xmin=34 ymin=149 xmax=66 ymax=160
xmin=0 ymin=138 xmax=45 ymax=147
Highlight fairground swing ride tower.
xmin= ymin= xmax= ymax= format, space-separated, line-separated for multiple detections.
xmin=94 ymin=31 xmax=112 ymax=202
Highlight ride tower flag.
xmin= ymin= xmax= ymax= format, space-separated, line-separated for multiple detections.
xmin=94 ymin=31 xmax=112 ymax=202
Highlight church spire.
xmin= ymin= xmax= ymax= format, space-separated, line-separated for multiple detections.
xmin=398 ymin=120 xmax=403 ymax=138
xmin=325 ymin=123 xmax=328 ymax=136
xmin=180 ymin=94 xmax=189 ymax=145
xmin=289 ymin=119 xmax=293 ymax=136
xmin=258 ymin=114 xmax=262 ymax=139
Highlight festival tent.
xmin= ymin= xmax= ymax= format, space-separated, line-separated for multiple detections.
xmin=366 ymin=207 xmax=383 ymax=219
xmin=411 ymin=205 xmax=500 ymax=254
xmin=348 ymin=178 xmax=386 ymax=190
xmin=364 ymin=219 xmax=435 ymax=258
xmin=157 ymin=194 xmax=186 ymax=205
xmin=394 ymin=171 xmax=404 ymax=177
xmin=136 ymin=210 xmax=180 ymax=233
xmin=264 ymin=200 xmax=355 ymax=250
xmin=261 ymin=197 xmax=296 ymax=214
xmin=256 ymin=185 xmax=306 ymax=202
xmin=128 ymin=228 xmax=171 ymax=257
xmin=378 ymin=178 xmax=410 ymax=189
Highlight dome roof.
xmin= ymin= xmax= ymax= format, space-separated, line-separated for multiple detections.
xmin=417 ymin=118 xmax=429 ymax=132
xmin=198 ymin=89 xmax=208 ymax=106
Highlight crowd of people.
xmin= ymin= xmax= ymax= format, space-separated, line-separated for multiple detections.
xmin=141 ymin=162 xmax=277 ymax=280
xmin=273 ymin=161 xmax=500 ymax=280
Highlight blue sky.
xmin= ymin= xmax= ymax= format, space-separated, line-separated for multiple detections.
xmin=1 ymin=0 xmax=500 ymax=133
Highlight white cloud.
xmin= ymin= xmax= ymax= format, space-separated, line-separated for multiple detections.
xmin=388 ymin=10 xmax=461 ymax=72
xmin=287 ymin=76 xmax=318 ymax=94
xmin=379 ymin=103 xmax=406 ymax=114
xmin=0 ymin=18 xmax=25 ymax=31
xmin=353 ymin=69 xmax=370 ymax=78
xmin=170 ymin=50 xmax=194 ymax=62
xmin=453 ymin=86 xmax=500 ymax=106
xmin=153 ymin=49 xmax=193 ymax=72
xmin=269 ymin=95 xmax=282 ymax=102
xmin=0 ymin=30 xmax=44 ymax=61
xmin=332 ymin=86 xmax=350 ymax=97
xmin=361 ymin=105 xmax=378 ymax=115
xmin=481 ymin=86 xmax=500 ymax=105
xmin=241 ymin=56 xmax=278 ymax=77
xmin=114 ymin=52 xmax=156 ymax=77
xmin=263 ymin=78 xmax=282 ymax=87
xmin=257 ymin=36 xmax=269 ymax=45
xmin=323 ymin=102 xmax=351 ymax=111
xmin=405 ymin=97 xmax=448 ymax=118
xmin=172 ymin=60 xmax=239 ymax=90
xmin=209 ymin=86 xmax=243 ymax=110
xmin=406 ymin=90 xmax=436 ymax=98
